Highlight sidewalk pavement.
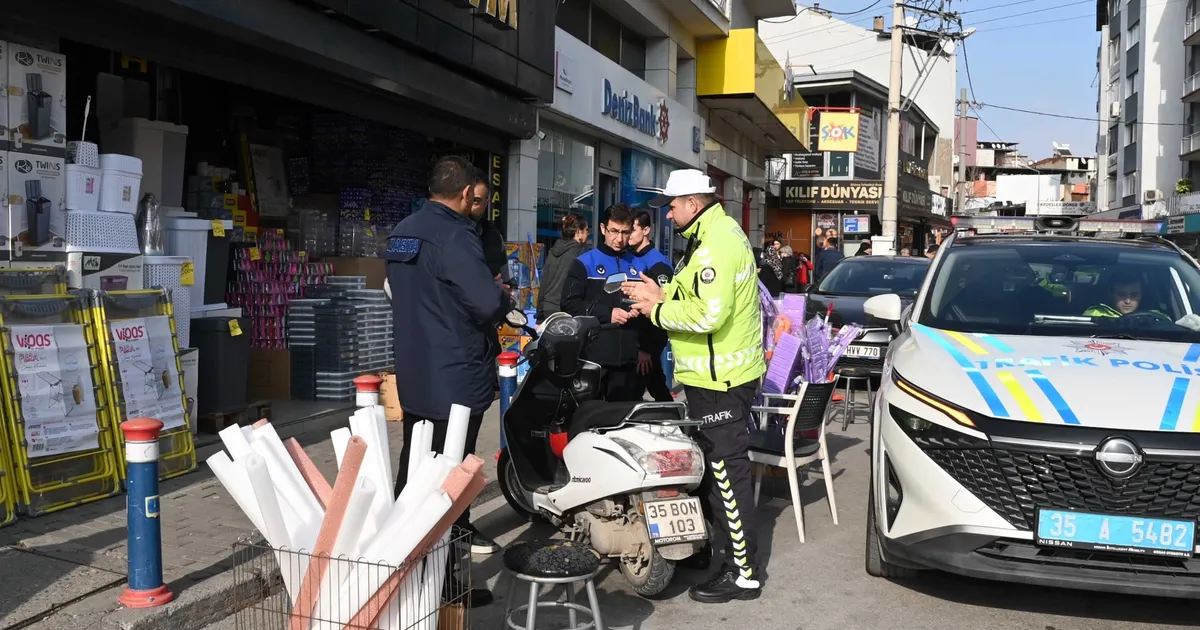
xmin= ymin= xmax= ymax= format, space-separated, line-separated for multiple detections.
xmin=0 ymin=401 xmax=503 ymax=630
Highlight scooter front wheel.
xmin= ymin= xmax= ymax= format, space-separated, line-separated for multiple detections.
xmin=498 ymin=450 xmax=547 ymax=522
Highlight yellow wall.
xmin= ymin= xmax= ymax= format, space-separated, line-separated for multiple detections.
xmin=697 ymin=28 xmax=808 ymax=146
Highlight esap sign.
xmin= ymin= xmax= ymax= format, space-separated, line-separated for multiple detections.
xmin=445 ymin=0 xmax=518 ymax=30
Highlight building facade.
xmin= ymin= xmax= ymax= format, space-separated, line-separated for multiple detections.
xmin=506 ymin=0 xmax=803 ymax=258
xmin=1097 ymin=0 xmax=1186 ymax=218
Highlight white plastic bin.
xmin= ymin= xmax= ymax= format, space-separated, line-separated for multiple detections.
xmin=144 ymin=255 xmax=192 ymax=348
xmin=65 ymin=164 xmax=101 ymax=212
xmin=101 ymin=119 xmax=188 ymax=208
xmin=163 ymin=215 xmax=218 ymax=309
xmin=98 ymin=153 xmax=143 ymax=215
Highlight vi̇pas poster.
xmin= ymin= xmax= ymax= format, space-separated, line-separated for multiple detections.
xmin=9 ymin=324 xmax=101 ymax=458
xmin=109 ymin=316 xmax=186 ymax=432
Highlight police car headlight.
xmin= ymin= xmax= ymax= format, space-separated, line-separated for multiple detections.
xmin=891 ymin=371 xmax=976 ymax=429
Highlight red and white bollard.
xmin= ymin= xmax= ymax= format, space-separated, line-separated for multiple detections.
xmin=354 ymin=374 xmax=383 ymax=407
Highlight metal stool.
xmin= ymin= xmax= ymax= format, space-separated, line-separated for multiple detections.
xmin=835 ymin=367 xmax=873 ymax=431
xmin=503 ymin=540 xmax=604 ymax=630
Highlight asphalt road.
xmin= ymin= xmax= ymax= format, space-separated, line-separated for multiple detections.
xmin=464 ymin=407 xmax=1200 ymax=630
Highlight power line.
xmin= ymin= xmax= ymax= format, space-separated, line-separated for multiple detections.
xmin=959 ymin=0 xmax=1042 ymax=14
xmin=975 ymin=102 xmax=1188 ymax=126
xmin=976 ymin=13 xmax=1091 ymax=34
xmin=970 ymin=0 xmax=1090 ymax=25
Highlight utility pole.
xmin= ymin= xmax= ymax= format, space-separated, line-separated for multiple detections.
xmin=879 ymin=0 xmax=906 ymax=256
xmin=956 ymin=88 xmax=967 ymax=215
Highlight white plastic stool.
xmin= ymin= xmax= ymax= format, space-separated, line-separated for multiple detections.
xmin=502 ymin=541 xmax=604 ymax=630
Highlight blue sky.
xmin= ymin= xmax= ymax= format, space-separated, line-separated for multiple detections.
xmin=803 ymin=0 xmax=1099 ymax=160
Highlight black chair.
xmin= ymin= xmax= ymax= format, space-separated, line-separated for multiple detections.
xmin=747 ymin=379 xmax=840 ymax=543
xmin=834 ymin=365 xmax=874 ymax=431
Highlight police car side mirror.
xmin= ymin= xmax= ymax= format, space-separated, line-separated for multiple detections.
xmin=864 ymin=293 xmax=903 ymax=337
xmin=604 ymin=273 xmax=628 ymax=294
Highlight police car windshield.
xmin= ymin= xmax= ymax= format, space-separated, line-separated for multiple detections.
xmin=918 ymin=240 xmax=1200 ymax=342
xmin=816 ymin=257 xmax=930 ymax=297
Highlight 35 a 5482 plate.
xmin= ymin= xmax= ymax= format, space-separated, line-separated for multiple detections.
xmin=644 ymin=496 xmax=707 ymax=545
xmin=1035 ymin=508 xmax=1196 ymax=559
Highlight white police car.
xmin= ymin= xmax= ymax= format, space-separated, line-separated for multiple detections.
xmin=862 ymin=217 xmax=1200 ymax=598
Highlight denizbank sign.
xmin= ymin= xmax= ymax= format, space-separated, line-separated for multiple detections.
xmin=444 ymin=0 xmax=518 ymax=30
xmin=602 ymin=79 xmax=669 ymax=144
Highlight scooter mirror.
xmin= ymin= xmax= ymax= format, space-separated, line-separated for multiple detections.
xmin=505 ymin=309 xmax=528 ymax=327
xmin=604 ymin=273 xmax=628 ymax=294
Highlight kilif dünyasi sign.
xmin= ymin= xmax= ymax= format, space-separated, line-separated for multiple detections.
xmin=602 ymin=79 xmax=669 ymax=144
xmin=444 ymin=0 xmax=518 ymax=30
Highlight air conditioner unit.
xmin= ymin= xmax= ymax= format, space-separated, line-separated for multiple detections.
xmin=1109 ymin=102 xmax=1121 ymax=118
xmin=1145 ymin=189 xmax=1163 ymax=203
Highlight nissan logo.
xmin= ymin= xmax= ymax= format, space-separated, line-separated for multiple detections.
xmin=1094 ymin=437 xmax=1143 ymax=480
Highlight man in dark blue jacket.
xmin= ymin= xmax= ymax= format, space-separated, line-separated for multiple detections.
xmin=628 ymin=210 xmax=675 ymax=401
xmin=561 ymin=204 xmax=643 ymax=401
xmin=813 ymin=236 xmax=845 ymax=282
xmin=386 ymin=157 xmax=511 ymax=602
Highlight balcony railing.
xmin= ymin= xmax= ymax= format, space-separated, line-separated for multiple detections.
xmin=706 ymin=0 xmax=731 ymax=18
xmin=1183 ymin=131 xmax=1200 ymax=155
xmin=1187 ymin=72 xmax=1200 ymax=99
xmin=1188 ymin=15 xmax=1200 ymax=42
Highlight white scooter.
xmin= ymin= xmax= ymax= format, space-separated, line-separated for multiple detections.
xmin=498 ymin=278 xmax=708 ymax=597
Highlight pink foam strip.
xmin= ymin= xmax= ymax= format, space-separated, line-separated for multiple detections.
xmin=351 ymin=455 xmax=487 ymax=629
xmin=253 ymin=418 xmax=270 ymax=428
xmin=289 ymin=436 xmax=367 ymax=630
xmin=285 ymin=438 xmax=333 ymax=510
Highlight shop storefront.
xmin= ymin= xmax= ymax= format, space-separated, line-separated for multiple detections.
xmin=771 ymin=180 xmax=883 ymax=256
xmin=1161 ymin=214 xmax=1200 ymax=257
xmin=0 ymin=0 xmax=557 ymax=448
xmin=532 ymin=27 xmax=704 ymax=256
xmin=696 ymin=29 xmax=807 ymax=246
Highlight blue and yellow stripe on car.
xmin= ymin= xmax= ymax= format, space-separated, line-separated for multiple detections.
xmin=1166 ymin=345 xmax=1200 ymax=431
xmin=912 ymin=325 xmax=1079 ymax=425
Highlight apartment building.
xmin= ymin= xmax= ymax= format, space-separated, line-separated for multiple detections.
xmin=1097 ymin=0 xmax=1186 ymax=218
xmin=523 ymin=0 xmax=804 ymax=255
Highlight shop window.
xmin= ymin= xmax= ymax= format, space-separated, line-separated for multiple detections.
xmin=557 ymin=0 xmax=590 ymax=44
xmin=621 ymin=29 xmax=647 ymax=80
xmin=591 ymin=6 xmax=622 ymax=66
xmin=829 ymin=153 xmax=850 ymax=177
xmin=537 ymin=123 xmax=596 ymax=246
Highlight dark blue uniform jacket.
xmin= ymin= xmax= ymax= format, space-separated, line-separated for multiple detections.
xmin=561 ymin=244 xmax=642 ymax=366
xmin=629 ymin=242 xmax=674 ymax=355
xmin=386 ymin=200 xmax=511 ymax=420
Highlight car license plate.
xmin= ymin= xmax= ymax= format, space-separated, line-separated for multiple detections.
xmin=844 ymin=345 xmax=881 ymax=359
xmin=644 ymin=496 xmax=707 ymax=545
xmin=1035 ymin=508 xmax=1196 ymax=559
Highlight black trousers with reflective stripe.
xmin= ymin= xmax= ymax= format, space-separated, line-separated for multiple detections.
xmin=685 ymin=384 xmax=760 ymax=581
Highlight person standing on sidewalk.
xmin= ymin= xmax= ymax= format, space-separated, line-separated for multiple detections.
xmin=385 ymin=157 xmax=508 ymax=605
xmin=536 ymin=213 xmax=591 ymax=321
xmin=623 ymin=169 xmax=767 ymax=603
xmin=628 ymin=209 xmax=675 ymax=402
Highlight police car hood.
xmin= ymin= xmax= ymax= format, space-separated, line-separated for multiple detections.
xmin=895 ymin=324 xmax=1200 ymax=432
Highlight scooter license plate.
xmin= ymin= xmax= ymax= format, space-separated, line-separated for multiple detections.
xmin=644 ymin=497 xmax=707 ymax=545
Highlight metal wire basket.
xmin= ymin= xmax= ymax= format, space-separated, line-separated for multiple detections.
xmin=232 ymin=527 xmax=472 ymax=630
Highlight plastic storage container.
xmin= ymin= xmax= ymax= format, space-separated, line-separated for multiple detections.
xmin=101 ymin=119 xmax=189 ymax=208
xmin=98 ymin=153 xmax=143 ymax=215
xmin=191 ymin=316 xmax=249 ymax=414
xmin=65 ymin=210 xmax=140 ymax=253
xmin=143 ymin=256 xmax=192 ymax=347
xmin=65 ymin=164 xmax=101 ymax=211
xmin=163 ymin=215 xmax=226 ymax=309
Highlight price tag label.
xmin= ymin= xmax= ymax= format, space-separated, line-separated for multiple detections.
xmin=223 ymin=194 xmax=238 ymax=211
xmin=275 ymin=228 xmax=285 ymax=237
xmin=181 ymin=262 xmax=195 ymax=286
xmin=364 ymin=208 xmax=371 ymax=221
xmin=228 ymin=319 xmax=243 ymax=337
xmin=232 ymin=210 xmax=247 ymax=227
xmin=211 ymin=220 xmax=225 ymax=237
xmin=249 ymin=247 xmax=261 ymax=261
xmin=298 ymin=251 xmax=307 ymax=260
xmin=364 ymin=227 xmax=375 ymax=237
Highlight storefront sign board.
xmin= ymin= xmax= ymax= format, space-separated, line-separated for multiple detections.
xmin=109 ymin=316 xmax=187 ymax=432
xmin=9 ymin=323 xmax=101 ymax=457
xmin=789 ymin=153 xmax=824 ymax=178
xmin=780 ymin=179 xmax=882 ymax=210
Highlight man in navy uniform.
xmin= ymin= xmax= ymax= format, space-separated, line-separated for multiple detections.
xmin=628 ymin=210 xmax=674 ymax=401
xmin=385 ymin=157 xmax=511 ymax=605
xmin=561 ymin=203 xmax=643 ymax=401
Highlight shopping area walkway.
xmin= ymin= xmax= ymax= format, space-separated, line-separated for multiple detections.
xmin=0 ymin=402 xmax=503 ymax=630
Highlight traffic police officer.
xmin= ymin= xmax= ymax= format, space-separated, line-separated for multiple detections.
xmin=624 ymin=169 xmax=767 ymax=603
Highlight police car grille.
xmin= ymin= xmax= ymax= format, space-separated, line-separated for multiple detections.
xmin=920 ymin=447 xmax=1200 ymax=531
xmin=836 ymin=355 xmax=884 ymax=369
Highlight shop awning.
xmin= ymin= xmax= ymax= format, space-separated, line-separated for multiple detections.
xmin=696 ymin=29 xmax=808 ymax=153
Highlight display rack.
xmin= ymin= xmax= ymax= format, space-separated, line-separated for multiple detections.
xmin=0 ymin=291 xmax=121 ymax=516
xmin=0 ymin=266 xmax=68 ymax=297
xmin=0 ymin=436 xmax=15 ymax=527
xmin=95 ymin=289 xmax=196 ymax=481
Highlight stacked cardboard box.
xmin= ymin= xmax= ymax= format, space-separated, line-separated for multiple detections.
xmin=1 ymin=41 xmax=68 ymax=262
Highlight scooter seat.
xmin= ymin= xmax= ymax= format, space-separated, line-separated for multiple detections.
xmin=569 ymin=400 xmax=683 ymax=439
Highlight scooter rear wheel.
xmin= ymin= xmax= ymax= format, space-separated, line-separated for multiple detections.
xmin=619 ymin=543 xmax=675 ymax=598
xmin=498 ymin=451 xmax=547 ymax=522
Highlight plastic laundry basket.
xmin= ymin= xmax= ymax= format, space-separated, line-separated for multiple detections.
xmin=144 ymin=255 xmax=192 ymax=347
xmin=98 ymin=154 xmax=143 ymax=215
xmin=65 ymin=164 xmax=101 ymax=212
xmin=65 ymin=211 xmax=140 ymax=253
xmin=163 ymin=215 xmax=217 ymax=309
